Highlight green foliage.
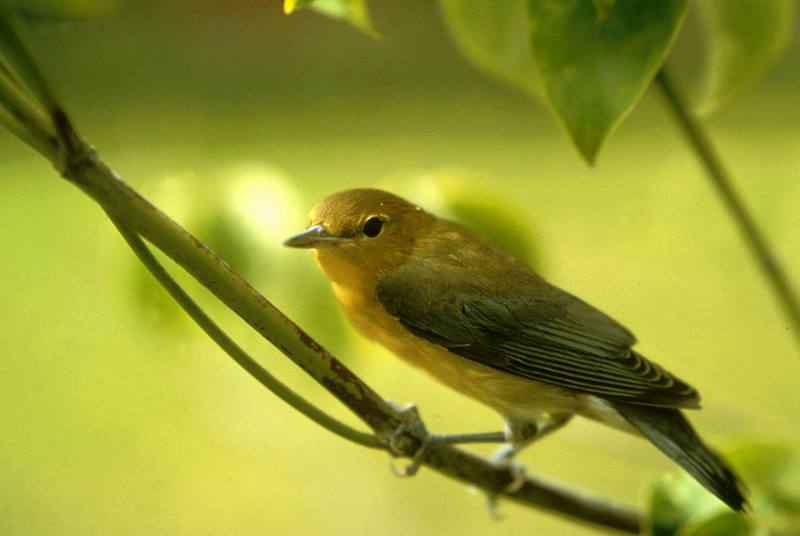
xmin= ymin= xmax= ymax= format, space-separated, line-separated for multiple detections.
xmin=438 ymin=0 xmax=542 ymax=99
xmin=438 ymin=0 xmax=689 ymax=163
xmin=284 ymin=0 xmax=378 ymax=38
xmin=432 ymin=0 xmax=796 ymax=163
xmin=647 ymin=442 xmax=800 ymax=535
xmin=126 ymin=169 xmax=297 ymax=332
xmin=692 ymin=0 xmax=796 ymax=115
xmin=528 ymin=0 xmax=687 ymax=164
xmin=284 ymin=0 xmax=797 ymax=163
xmin=679 ymin=512 xmax=751 ymax=536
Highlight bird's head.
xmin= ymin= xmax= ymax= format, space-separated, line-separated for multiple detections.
xmin=284 ymin=188 xmax=435 ymax=286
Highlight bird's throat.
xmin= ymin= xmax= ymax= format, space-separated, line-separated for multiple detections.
xmin=315 ymin=249 xmax=375 ymax=306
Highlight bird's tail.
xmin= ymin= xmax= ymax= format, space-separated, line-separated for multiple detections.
xmin=612 ymin=402 xmax=747 ymax=512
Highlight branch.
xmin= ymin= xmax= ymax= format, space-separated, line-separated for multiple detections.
xmin=656 ymin=67 xmax=800 ymax=352
xmin=0 ymin=11 xmax=641 ymax=533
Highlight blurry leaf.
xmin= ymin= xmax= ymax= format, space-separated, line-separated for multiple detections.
xmin=438 ymin=0 xmax=542 ymax=98
xmin=648 ymin=478 xmax=685 ymax=535
xmin=528 ymin=0 xmax=687 ymax=164
xmin=218 ymin=165 xmax=361 ymax=350
xmin=591 ymin=0 xmax=615 ymax=21
xmin=283 ymin=0 xmax=379 ymax=38
xmin=125 ymin=166 xmax=299 ymax=334
xmin=130 ymin=253 xmax=188 ymax=331
xmin=216 ymin=164 xmax=306 ymax=284
xmin=386 ymin=170 xmax=542 ymax=270
xmin=731 ymin=442 xmax=800 ymax=514
xmin=646 ymin=441 xmax=800 ymax=536
xmin=679 ymin=511 xmax=751 ymax=536
xmin=224 ymin=164 xmax=303 ymax=248
xmin=0 ymin=0 xmax=118 ymax=21
xmin=195 ymin=211 xmax=253 ymax=278
xmin=127 ymin=174 xmax=194 ymax=332
xmin=447 ymin=198 xmax=539 ymax=268
xmin=692 ymin=0 xmax=795 ymax=115
xmin=648 ymin=472 xmax=726 ymax=536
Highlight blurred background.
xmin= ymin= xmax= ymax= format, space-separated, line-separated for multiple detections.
xmin=1 ymin=0 xmax=799 ymax=534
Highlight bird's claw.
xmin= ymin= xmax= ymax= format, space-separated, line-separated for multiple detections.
xmin=383 ymin=401 xmax=431 ymax=477
xmin=483 ymin=447 xmax=527 ymax=519
xmin=485 ymin=492 xmax=505 ymax=521
xmin=390 ymin=442 xmax=430 ymax=477
xmin=502 ymin=460 xmax=527 ymax=493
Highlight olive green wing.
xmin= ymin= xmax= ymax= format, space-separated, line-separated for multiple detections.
xmin=376 ymin=263 xmax=699 ymax=408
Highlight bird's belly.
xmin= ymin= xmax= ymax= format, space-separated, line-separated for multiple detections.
xmin=396 ymin=340 xmax=584 ymax=421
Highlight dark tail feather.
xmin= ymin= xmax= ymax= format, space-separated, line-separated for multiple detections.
xmin=612 ymin=402 xmax=747 ymax=512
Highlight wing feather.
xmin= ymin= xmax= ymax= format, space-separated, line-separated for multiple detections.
xmin=376 ymin=261 xmax=699 ymax=409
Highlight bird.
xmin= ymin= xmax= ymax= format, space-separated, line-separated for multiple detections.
xmin=283 ymin=187 xmax=747 ymax=512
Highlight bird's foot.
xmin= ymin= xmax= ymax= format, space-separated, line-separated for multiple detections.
xmin=383 ymin=401 xmax=431 ymax=477
xmin=381 ymin=402 xmax=518 ymax=480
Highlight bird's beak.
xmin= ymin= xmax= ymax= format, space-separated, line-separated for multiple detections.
xmin=283 ymin=224 xmax=340 ymax=249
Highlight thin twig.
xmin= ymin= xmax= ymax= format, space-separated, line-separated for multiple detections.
xmin=0 ymin=68 xmax=55 ymax=156
xmin=0 ymin=15 xmax=60 ymax=115
xmin=0 ymin=100 xmax=50 ymax=155
xmin=110 ymin=216 xmax=382 ymax=449
xmin=655 ymin=68 xmax=800 ymax=352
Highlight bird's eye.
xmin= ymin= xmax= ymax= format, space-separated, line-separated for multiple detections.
xmin=362 ymin=216 xmax=383 ymax=238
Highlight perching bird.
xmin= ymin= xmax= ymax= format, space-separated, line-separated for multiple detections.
xmin=284 ymin=188 xmax=746 ymax=511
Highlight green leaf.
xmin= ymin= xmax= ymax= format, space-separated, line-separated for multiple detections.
xmin=680 ymin=511 xmax=751 ymax=536
xmin=693 ymin=0 xmax=795 ymax=115
xmin=438 ymin=0 xmax=542 ymax=98
xmin=529 ymin=0 xmax=688 ymax=164
xmin=283 ymin=0 xmax=379 ymax=38
xmin=647 ymin=472 xmax=726 ymax=536
xmin=646 ymin=441 xmax=800 ymax=536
